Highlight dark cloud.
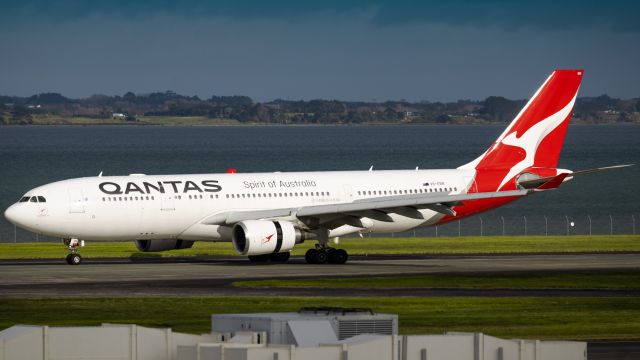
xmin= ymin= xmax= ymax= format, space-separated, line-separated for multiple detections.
xmin=1 ymin=1 xmax=638 ymax=101
xmin=2 ymin=0 xmax=640 ymax=32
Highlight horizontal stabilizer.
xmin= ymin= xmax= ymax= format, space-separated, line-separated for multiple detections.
xmin=535 ymin=173 xmax=569 ymax=190
xmin=569 ymin=164 xmax=634 ymax=177
xmin=517 ymin=164 xmax=634 ymax=190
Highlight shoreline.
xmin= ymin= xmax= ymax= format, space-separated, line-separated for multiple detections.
xmin=2 ymin=121 xmax=639 ymax=127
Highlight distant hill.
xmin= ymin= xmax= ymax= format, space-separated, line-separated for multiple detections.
xmin=1 ymin=91 xmax=639 ymax=125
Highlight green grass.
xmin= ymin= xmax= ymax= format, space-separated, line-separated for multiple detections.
xmin=1 ymin=297 xmax=639 ymax=340
xmin=234 ymin=271 xmax=640 ymax=289
xmin=1 ymin=235 xmax=639 ymax=260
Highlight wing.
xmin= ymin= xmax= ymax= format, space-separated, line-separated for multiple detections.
xmin=201 ymin=189 xmax=531 ymax=228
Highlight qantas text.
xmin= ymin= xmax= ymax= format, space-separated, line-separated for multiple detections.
xmin=98 ymin=180 xmax=222 ymax=195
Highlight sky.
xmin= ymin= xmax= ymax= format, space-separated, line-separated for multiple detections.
xmin=1 ymin=0 xmax=639 ymax=102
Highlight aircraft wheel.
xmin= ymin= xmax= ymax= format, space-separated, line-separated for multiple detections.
xmin=65 ymin=254 xmax=73 ymax=265
xmin=314 ymin=250 xmax=328 ymax=264
xmin=248 ymin=254 xmax=270 ymax=263
xmin=305 ymin=249 xmax=318 ymax=264
xmin=270 ymin=252 xmax=290 ymax=262
xmin=328 ymin=249 xmax=348 ymax=264
xmin=69 ymin=254 xmax=82 ymax=265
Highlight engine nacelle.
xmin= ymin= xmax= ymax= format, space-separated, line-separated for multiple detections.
xmin=232 ymin=220 xmax=304 ymax=256
xmin=134 ymin=239 xmax=195 ymax=252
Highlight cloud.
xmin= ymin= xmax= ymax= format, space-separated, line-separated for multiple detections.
xmin=3 ymin=0 xmax=640 ymax=32
xmin=1 ymin=14 xmax=638 ymax=101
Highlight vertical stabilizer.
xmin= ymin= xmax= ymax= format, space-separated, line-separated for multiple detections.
xmin=459 ymin=70 xmax=583 ymax=191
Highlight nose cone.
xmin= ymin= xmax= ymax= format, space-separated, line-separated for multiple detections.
xmin=4 ymin=204 xmax=19 ymax=225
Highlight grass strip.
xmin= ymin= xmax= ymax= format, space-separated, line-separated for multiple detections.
xmin=234 ymin=271 xmax=640 ymax=289
xmin=1 ymin=235 xmax=640 ymax=260
xmin=1 ymin=297 xmax=639 ymax=340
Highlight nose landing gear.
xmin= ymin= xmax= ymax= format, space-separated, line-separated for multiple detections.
xmin=63 ymin=238 xmax=83 ymax=265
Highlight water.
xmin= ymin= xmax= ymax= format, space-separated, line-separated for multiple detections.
xmin=0 ymin=124 xmax=638 ymax=241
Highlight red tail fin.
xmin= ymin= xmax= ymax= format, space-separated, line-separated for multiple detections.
xmin=460 ymin=70 xmax=583 ymax=191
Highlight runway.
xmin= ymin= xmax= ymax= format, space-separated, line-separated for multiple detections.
xmin=0 ymin=253 xmax=639 ymax=298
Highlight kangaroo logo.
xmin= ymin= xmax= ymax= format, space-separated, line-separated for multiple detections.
xmin=496 ymin=94 xmax=577 ymax=190
xmin=262 ymin=233 xmax=275 ymax=244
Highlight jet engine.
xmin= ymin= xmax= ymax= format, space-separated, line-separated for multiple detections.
xmin=134 ymin=239 xmax=195 ymax=252
xmin=232 ymin=220 xmax=307 ymax=255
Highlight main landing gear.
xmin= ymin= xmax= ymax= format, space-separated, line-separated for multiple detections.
xmin=305 ymin=246 xmax=348 ymax=264
xmin=304 ymin=229 xmax=348 ymax=264
xmin=63 ymin=238 xmax=83 ymax=265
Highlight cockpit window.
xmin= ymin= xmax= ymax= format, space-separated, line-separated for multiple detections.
xmin=19 ymin=196 xmax=30 ymax=203
xmin=37 ymin=196 xmax=46 ymax=202
xmin=30 ymin=197 xmax=38 ymax=202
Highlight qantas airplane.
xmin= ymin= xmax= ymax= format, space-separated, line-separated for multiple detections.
xmin=3 ymin=69 xmax=632 ymax=265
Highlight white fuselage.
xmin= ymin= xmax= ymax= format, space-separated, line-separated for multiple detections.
xmin=6 ymin=169 xmax=474 ymax=242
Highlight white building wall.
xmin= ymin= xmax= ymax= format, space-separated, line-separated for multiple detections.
xmin=0 ymin=324 xmax=219 ymax=360
xmin=0 ymin=326 xmax=44 ymax=360
xmin=295 ymin=346 xmax=342 ymax=360
xmin=0 ymin=324 xmax=587 ymax=360
xmin=48 ymin=326 xmax=132 ymax=360
xmin=539 ymin=341 xmax=587 ymax=360
xmin=481 ymin=333 xmax=521 ymax=360
xmin=404 ymin=334 xmax=476 ymax=359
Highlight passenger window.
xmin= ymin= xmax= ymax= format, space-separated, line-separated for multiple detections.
xmin=37 ymin=196 xmax=46 ymax=202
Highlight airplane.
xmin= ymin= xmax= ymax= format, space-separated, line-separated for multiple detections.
xmin=4 ymin=69 xmax=633 ymax=265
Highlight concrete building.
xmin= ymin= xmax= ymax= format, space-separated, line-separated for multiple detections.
xmin=211 ymin=307 xmax=398 ymax=345
xmin=0 ymin=309 xmax=586 ymax=360
xmin=0 ymin=323 xmax=218 ymax=360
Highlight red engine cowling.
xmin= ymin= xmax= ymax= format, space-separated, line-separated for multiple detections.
xmin=134 ymin=239 xmax=194 ymax=252
xmin=232 ymin=220 xmax=304 ymax=255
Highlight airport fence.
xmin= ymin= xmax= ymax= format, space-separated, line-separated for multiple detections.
xmin=0 ymin=214 xmax=638 ymax=243
xmin=377 ymin=213 xmax=640 ymax=238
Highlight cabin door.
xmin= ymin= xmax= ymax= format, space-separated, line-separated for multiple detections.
xmin=68 ymin=188 xmax=85 ymax=213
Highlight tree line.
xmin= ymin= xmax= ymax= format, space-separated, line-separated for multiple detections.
xmin=1 ymin=91 xmax=639 ymax=125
